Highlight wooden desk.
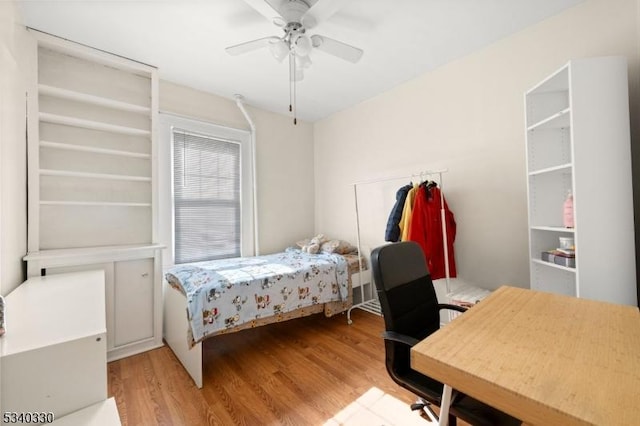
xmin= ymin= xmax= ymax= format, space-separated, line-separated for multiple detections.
xmin=411 ymin=286 xmax=640 ymax=426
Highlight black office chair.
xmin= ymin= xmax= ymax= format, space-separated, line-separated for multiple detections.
xmin=371 ymin=241 xmax=520 ymax=426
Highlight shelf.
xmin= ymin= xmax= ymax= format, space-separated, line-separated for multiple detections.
xmin=528 ymin=163 xmax=572 ymax=176
xmin=526 ymin=64 xmax=569 ymax=95
xmin=40 ymin=140 xmax=150 ymax=159
xmin=527 ymin=108 xmax=570 ymax=131
xmin=23 ymin=243 xmax=165 ymax=263
xmin=40 ymin=112 xmax=151 ymax=136
xmin=40 ymin=201 xmax=151 ymax=207
xmin=40 ymin=169 xmax=151 ymax=182
xmin=530 ymin=226 xmax=575 ymax=233
xmin=532 ymin=259 xmax=576 ymax=273
xmin=39 ymin=84 xmax=151 ymax=114
xmin=351 ymin=299 xmax=381 ymax=316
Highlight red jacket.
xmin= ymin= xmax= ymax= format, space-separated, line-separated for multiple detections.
xmin=408 ymin=185 xmax=456 ymax=279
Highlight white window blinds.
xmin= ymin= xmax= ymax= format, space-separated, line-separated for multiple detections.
xmin=173 ymin=129 xmax=241 ymax=264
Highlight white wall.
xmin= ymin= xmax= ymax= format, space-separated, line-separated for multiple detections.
xmin=313 ymin=0 xmax=640 ymax=291
xmin=0 ymin=2 xmax=30 ymax=296
xmin=159 ymin=81 xmax=316 ymax=256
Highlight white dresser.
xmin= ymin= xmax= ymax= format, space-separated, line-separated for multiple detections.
xmin=0 ymin=271 xmax=116 ymax=423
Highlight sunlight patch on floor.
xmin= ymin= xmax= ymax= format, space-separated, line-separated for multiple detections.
xmin=324 ymin=387 xmax=434 ymax=425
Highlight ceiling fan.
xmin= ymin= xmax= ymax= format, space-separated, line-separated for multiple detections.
xmin=226 ymin=0 xmax=364 ymax=124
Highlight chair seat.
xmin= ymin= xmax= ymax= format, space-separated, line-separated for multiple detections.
xmin=392 ymin=368 xmax=445 ymax=406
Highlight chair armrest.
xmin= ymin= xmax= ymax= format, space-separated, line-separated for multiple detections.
xmin=381 ymin=331 xmax=420 ymax=347
xmin=438 ymin=303 xmax=467 ymax=313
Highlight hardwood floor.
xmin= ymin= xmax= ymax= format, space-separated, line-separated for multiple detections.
xmin=108 ymin=309 xmax=458 ymax=425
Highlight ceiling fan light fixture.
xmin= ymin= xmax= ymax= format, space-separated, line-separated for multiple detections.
xmin=269 ymin=39 xmax=289 ymax=62
xmin=311 ymin=34 xmax=323 ymax=48
xmin=296 ymin=54 xmax=312 ymax=69
xmin=294 ymin=34 xmax=312 ymax=57
xmin=234 ymin=0 xmax=365 ymax=124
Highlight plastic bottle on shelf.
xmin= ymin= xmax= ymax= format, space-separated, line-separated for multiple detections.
xmin=563 ymin=190 xmax=574 ymax=228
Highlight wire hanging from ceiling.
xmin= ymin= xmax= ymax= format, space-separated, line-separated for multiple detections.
xmin=290 ymin=52 xmax=297 ymax=125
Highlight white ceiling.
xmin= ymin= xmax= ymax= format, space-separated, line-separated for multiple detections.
xmin=18 ymin=0 xmax=584 ymax=122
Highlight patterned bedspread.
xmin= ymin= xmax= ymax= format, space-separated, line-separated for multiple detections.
xmin=165 ymin=247 xmax=349 ymax=344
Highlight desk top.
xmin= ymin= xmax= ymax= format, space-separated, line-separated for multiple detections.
xmin=411 ymin=286 xmax=640 ymax=426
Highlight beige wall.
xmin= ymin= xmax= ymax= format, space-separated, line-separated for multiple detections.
xmin=2 ymin=0 xmax=638 ymax=296
xmin=0 ymin=2 xmax=30 ymax=296
xmin=0 ymin=7 xmax=316 ymax=295
xmin=159 ymin=81 xmax=315 ymax=255
xmin=313 ymin=0 xmax=640 ymax=291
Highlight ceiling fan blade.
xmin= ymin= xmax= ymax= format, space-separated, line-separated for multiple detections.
xmin=242 ymin=0 xmax=284 ymax=25
xmin=310 ymin=34 xmax=363 ymax=63
xmin=303 ymin=0 xmax=343 ymax=28
xmin=225 ymin=36 xmax=280 ymax=56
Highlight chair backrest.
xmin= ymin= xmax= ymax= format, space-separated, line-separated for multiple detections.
xmin=371 ymin=242 xmax=521 ymax=426
xmin=371 ymin=241 xmax=441 ymax=341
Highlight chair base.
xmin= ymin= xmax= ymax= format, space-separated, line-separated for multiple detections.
xmin=411 ymin=399 xmax=439 ymax=423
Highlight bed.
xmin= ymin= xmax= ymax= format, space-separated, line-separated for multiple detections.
xmin=163 ymin=246 xmax=365 ymax=388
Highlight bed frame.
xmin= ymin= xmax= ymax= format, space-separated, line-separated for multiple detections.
xmin=162 ymin=254 xmax=362 ymax=388
xmin=163 ymin=280 xmax=205 ymax=388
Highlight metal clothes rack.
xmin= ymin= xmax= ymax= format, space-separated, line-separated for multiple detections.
xmin=346 ymin=168 xmax=451 ymax=324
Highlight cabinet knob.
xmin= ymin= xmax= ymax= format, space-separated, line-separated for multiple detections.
xmin=142 ymin=273 xmax=149 ymax=277
xmin=96 ymin=337 xmax=101 ymax=342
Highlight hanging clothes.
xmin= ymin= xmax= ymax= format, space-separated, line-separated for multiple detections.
xmin=399 ymin=183 xmax=419 ymax=241
xmin=408 ymin=184 xmax=457 ymax=279
xmin=385 ymin=183 xmax=413 ymax=242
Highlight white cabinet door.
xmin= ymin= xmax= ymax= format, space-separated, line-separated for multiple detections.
xmin=114 ymin=258 xmax=154 ymax=347
xmin=33 ymin=247 xmax=163 ymax=361
xmin=46 ymin=262 xmax=116 ymax=351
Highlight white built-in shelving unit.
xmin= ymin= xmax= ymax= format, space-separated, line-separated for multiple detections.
xmin=24 ymin=30 xmax=164 ymax=361
xmin=524 ymin=56 xmax=637 ymax=306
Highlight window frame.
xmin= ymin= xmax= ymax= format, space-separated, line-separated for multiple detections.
xmin=159 ymin=113 xmax=254 ymax=267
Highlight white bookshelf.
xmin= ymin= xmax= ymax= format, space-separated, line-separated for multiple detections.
xmin=25 ymin=30 xmax=163 ymax=360
xmin=524 ymin=56 xmax=637 ymax=306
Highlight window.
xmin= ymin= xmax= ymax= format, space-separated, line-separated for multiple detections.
xmin=159 ymin=114 xmax=254 ymax=266
xmin=173 ymin=130 xmax=241 ymax=263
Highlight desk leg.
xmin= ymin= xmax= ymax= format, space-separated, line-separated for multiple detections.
xmin=439 ymin=384 xmax=453 ymax=426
